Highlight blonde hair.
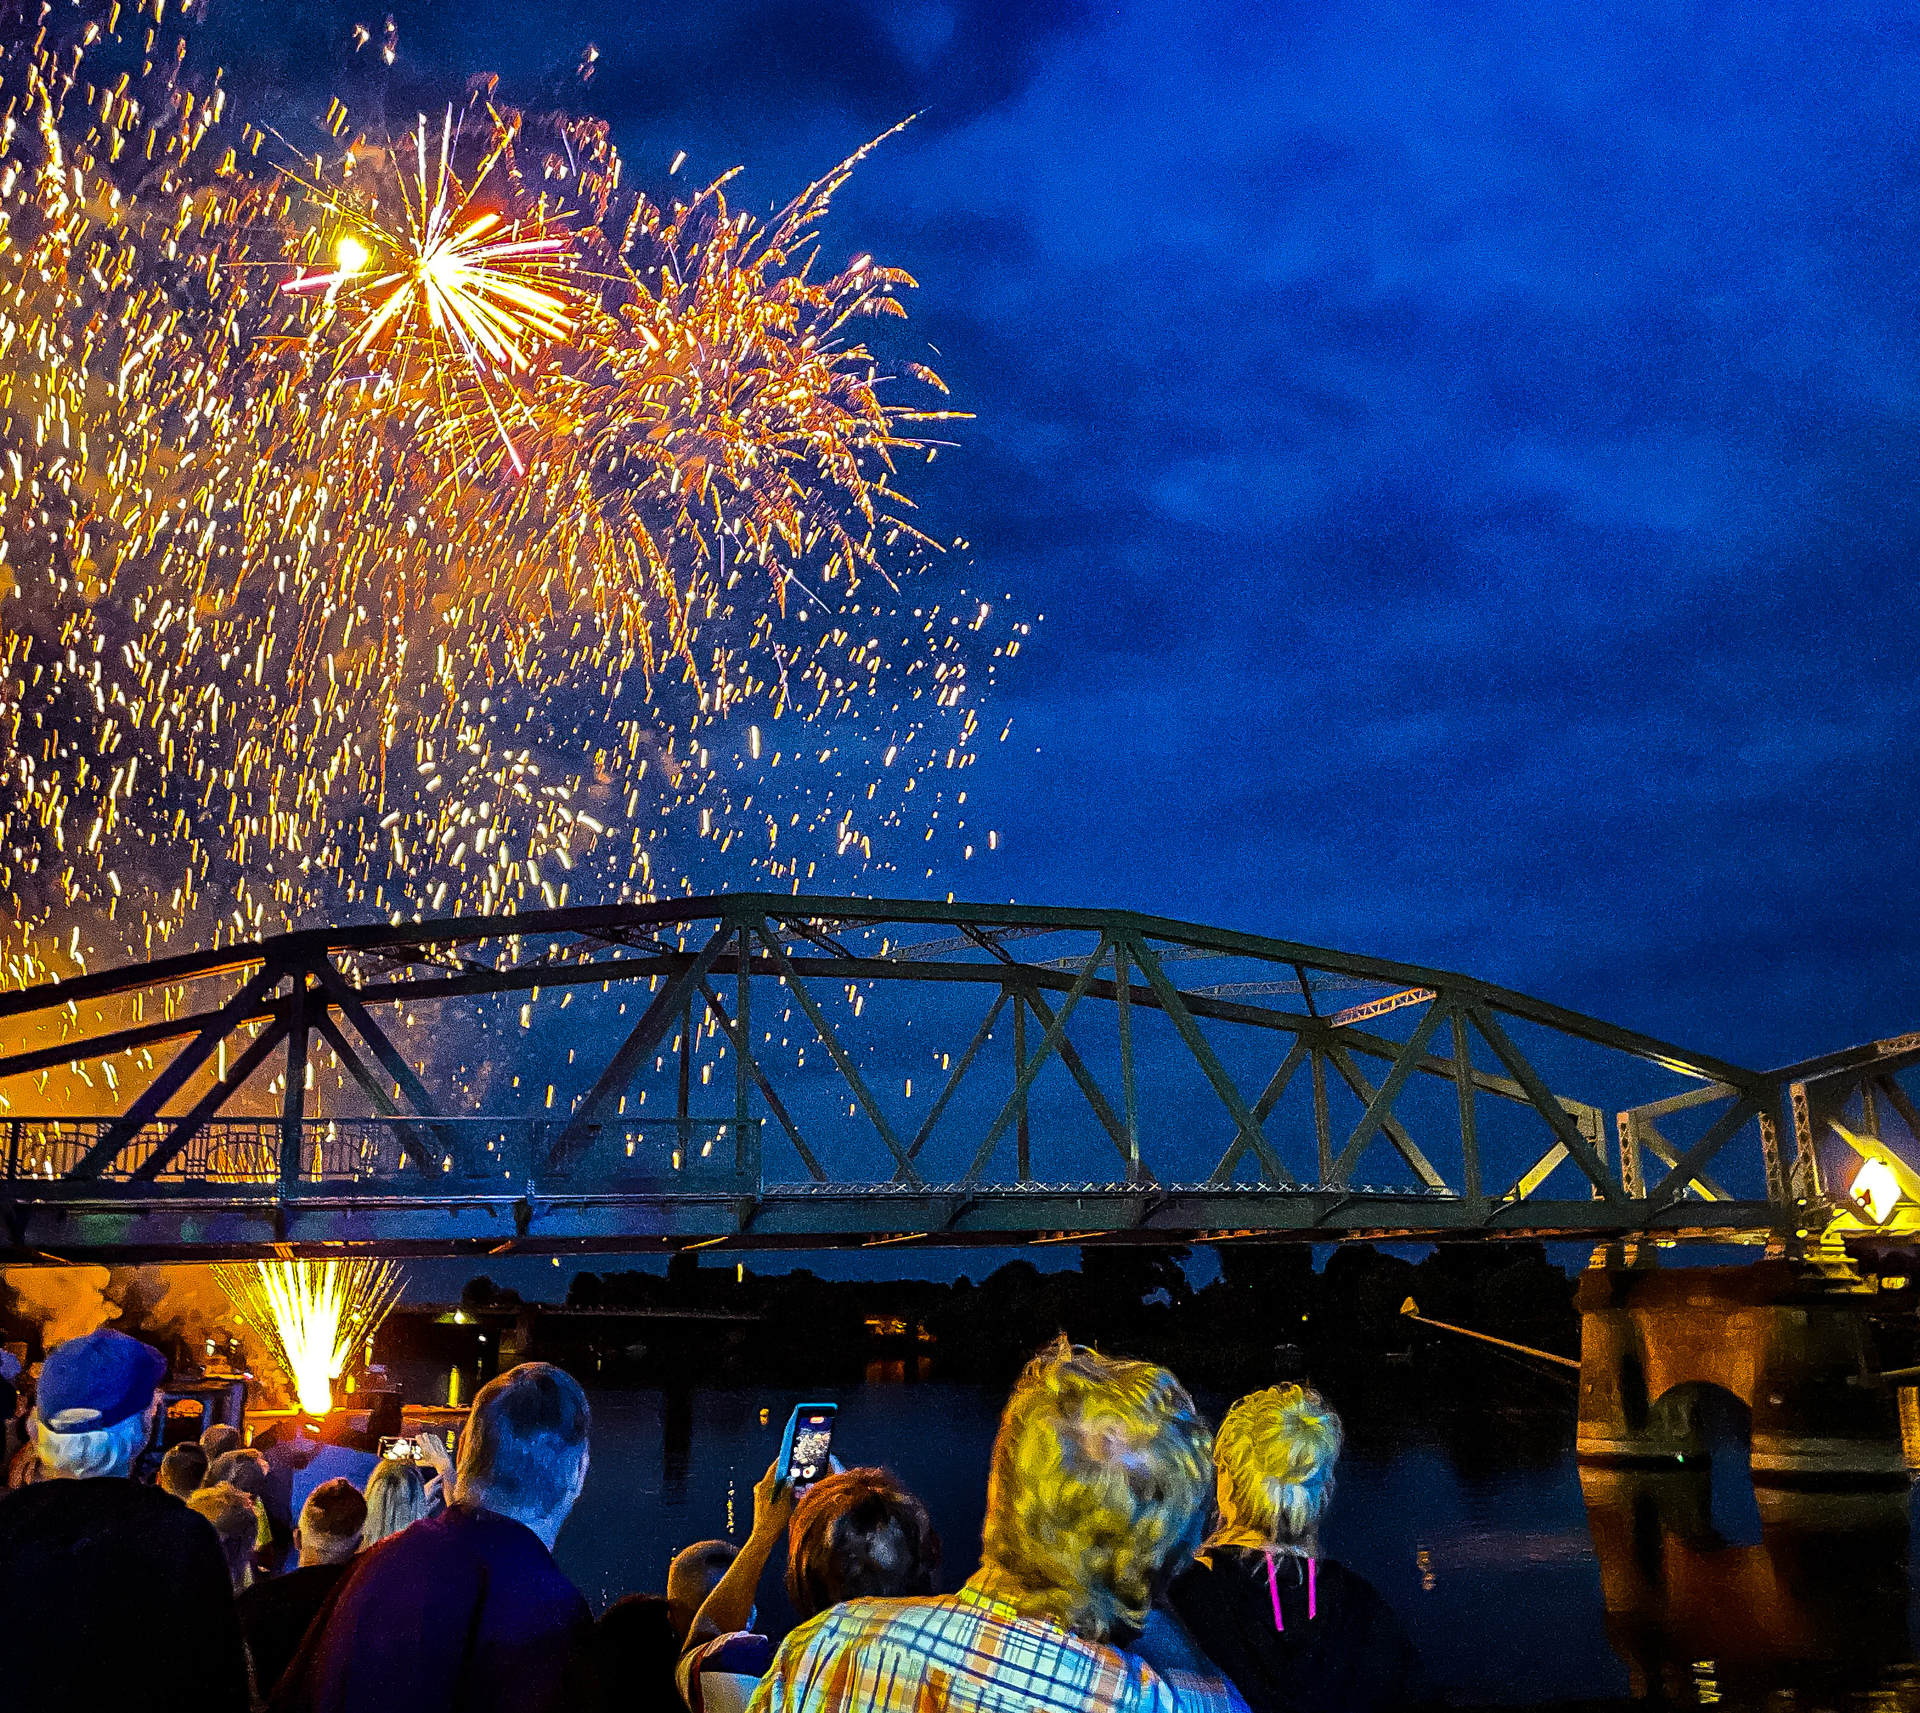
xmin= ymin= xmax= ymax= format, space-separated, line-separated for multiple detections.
xmin=1208 ymin=1384 xmax=1342 ymax=1553
xmin=363 ymin=1455 xmax=432 ymax=1547
xmin=981 ymin=1336 xmax=1213 ymax=1641
xmin=187 ymin=1481 xmax=258 ymax=1592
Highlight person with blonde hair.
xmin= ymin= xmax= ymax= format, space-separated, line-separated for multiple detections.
xmin=190 ymin=1479 xmax=262 ymax=1593
xmin=747 ymin=1336 xmax=1239 ymax=1713
xmin=361 ymin=1451 xmax=434 ymax=1547
xmin=1167 ymin=1384 xmax=1431 ymax=1713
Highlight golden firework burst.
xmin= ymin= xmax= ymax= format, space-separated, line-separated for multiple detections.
xmin=282 ymin=105 xmax=579 ymax=474
xmin=0 ymin=4 xmax=1008 ymax=1064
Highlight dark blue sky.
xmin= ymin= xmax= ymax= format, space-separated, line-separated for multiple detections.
xmin=244 ymin=0 xmax=1920 ymax=1072
xmin=212 ymin=0 xmax=1920 ymax=1296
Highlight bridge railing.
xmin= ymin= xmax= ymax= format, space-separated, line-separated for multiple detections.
xmin=0 ymin=1116 xmax=760 ymax=1193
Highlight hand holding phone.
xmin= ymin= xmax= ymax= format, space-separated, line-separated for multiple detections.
xmin=778 ymin=1403 xmax=837 ymax=1491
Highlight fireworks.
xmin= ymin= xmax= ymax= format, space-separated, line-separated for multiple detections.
xmin=0 ymin=2 xmax=1009 ymax=1057
xmin=281 ymin=105 xmax=579 ymax=475
xmin=213 ymin=1258 xmax=405 ymax=1416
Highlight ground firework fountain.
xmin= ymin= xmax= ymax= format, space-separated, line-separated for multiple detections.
xmin=212 ymin=1259 xmax=405 ymax=1417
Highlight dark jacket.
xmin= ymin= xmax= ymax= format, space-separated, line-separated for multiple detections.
xmin=1168 ymin=1547 xmax=1435 ymax=1713
xmin=238 ymin=1560 xmax=352 ymax=1704
xmin=593 ymin=1593 xmax=682 ymax=1712
xmin=269 ymin=1503 xmax=599 ymax=1713
xmin=0 ymin=1475 xmax=250 ymax=1713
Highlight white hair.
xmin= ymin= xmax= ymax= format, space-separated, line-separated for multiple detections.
xmin=32 ymin=1405 xmax=154 ymax=1480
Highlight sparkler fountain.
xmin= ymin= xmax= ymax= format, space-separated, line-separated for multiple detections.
xmin=212 ymin=1258 xmax=405 ymax=1418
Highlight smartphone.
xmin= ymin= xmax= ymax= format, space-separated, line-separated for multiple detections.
xmin=778 ymin=1403 xmax=836 ymax=1489
xmin=378 ymin=1436 xmax=422 ymax=1461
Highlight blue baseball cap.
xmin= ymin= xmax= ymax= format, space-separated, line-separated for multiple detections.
xmin=37 ymin=1328 xmax=167 ymax=1432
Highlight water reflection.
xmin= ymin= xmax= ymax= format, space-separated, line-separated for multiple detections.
xmin=662 ymin=1384 xmax=692 ymax=1505
xmin=1582 ymin=1467 xmax=1912 ymax=1705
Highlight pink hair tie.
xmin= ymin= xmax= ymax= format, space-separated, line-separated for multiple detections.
xmin=1264 ymin=1550 xmax=1284 ymax=1632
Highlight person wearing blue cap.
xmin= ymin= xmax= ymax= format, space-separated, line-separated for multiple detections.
xmin=0 ymin=1326 xmax=249 ymax=1713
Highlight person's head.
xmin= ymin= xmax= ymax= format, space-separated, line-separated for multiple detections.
xmin=786 ymin=1467 xmax=939 ymax=1622
xmin=158 ymin=1440 xmax=209 ymax=1499
xmin=188 ymin=1481 xmax=259 ymax=1592
xmin=362 ymin=1455 xmax=432 ymax=1547
xmin=28 ymin=1329 xmax=167 ymax=1480
xmin=296 ymin=1477 xmax=367 ymax=1567
xmin=981 ymin=1336 xmax=1213 ymax=1641
xmin=200 ymin=1421 xmax=242 ymax=1460
xmin=1210 ymin=1384 xmax=1343 ymax=1553
xmin=666 ymin=1539 xmax=739 ymax=1638
xmin=208 ymin=1446 xmax=270 ymax=1499
xmin=454 ymin=1362 xmax=590 ymax=1548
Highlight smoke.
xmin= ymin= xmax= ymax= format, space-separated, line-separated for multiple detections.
xmin=113 ymin=1266 xmax=241 ymax=1359
xmin=0 ymin=1263 xmax=241 ymax=1358
xmin=0 ymin=1265 xmax=118 ymax=1347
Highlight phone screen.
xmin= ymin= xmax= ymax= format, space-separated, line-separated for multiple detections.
xmin=781 ymin=1404 xmax=836 ymax=1487
xmin=378 ymin=1436 xmax=420 ymax=1461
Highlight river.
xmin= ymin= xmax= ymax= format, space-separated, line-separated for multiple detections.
xmin=517 ymin=1378 xmax=1920 ymax=1709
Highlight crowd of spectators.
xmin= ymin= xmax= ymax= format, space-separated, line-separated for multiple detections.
xmin=0 ymin=1325 xmax=1429 ymax=1713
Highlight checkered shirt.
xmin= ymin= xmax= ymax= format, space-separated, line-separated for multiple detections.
xmin=743 ymin=1568 xmax=1240 ymax=1713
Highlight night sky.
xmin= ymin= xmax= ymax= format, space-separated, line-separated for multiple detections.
xmin=204 ymin=1 xmax=1920 ymax=1287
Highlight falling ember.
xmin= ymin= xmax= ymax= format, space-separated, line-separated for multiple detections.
xmin=212 ymin=1259 xmax=405 ymax=1417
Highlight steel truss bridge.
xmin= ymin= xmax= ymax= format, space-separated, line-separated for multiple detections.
xmin=0 ymin=894 xmax=1915 ymax=1262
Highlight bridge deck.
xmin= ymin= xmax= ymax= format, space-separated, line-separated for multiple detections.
xmin=2 ymin=1174 xmax=1781 ymax=1261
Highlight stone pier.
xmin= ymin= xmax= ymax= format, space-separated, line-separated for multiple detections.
xmin=1577 ymin=1261 xmax=1906 ymax=1483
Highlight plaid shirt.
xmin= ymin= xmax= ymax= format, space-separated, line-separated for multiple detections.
xmin=743 ymin=1568 xmax=1242 ymax=1713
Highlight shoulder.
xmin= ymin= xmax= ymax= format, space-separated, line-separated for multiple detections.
xmin=1313 ymin=1557 xmax=1394 ymax=1616
xmin=766 ymin=1594 xmax=946 ymax=1669
xmin=239 ymin=1562 xmax=339 ymax=1618
xmin=463 ymin=1510 xmax=591 ymax=1618
xmin=597 ymin=1592 xmax=674 ymax=1637
xmin=1169 ymin=1551 xmax=1254 ymax=1621
xmin=3 ymin=1476 xmax=201 ymax=1541
xmin=695 ymin=1632 xmax=777 ymax=1676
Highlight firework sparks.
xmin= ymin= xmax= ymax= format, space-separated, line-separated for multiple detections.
xmin=282 ymin=104 xmax=579 ymax=473
xmin=0 ymin=1 xmax=1012 ymax=1071
xmin=213 ymin=1258 xmax=405 ymax=1416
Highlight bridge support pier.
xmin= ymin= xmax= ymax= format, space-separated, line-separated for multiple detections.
xmin=1577 ymin=1261 xmax=1906 ymax=1483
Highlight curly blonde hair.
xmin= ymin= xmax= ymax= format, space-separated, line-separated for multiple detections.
xmin=980 ymin=1336 xmax=1213 ymax=1641
xmin=1207 ymin=1384 xmax=1342 ymax=1553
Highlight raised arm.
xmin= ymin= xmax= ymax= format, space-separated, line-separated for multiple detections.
xmin=684 ymin=1460 xmax=794 ymax=1651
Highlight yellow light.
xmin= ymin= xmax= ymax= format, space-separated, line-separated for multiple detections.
xmin=334 ymin=234 xmax=371 ymax=276
xmin=1854 ymin=1157 xmax=1902 ymax=1224
xmin=213 ymin=1260 xmax=404 ymax=1417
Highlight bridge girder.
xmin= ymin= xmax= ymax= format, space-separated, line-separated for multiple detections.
xmin=0 ymin=894 xmax=1909 ymax=1261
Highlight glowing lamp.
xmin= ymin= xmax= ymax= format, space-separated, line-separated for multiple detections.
xmin=1853 ymin=1157 xmax=1903 ymax=1224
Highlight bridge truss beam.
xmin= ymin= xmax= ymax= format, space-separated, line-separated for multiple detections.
xmin=0 ymin=893 xmax=1905 ymax=1260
